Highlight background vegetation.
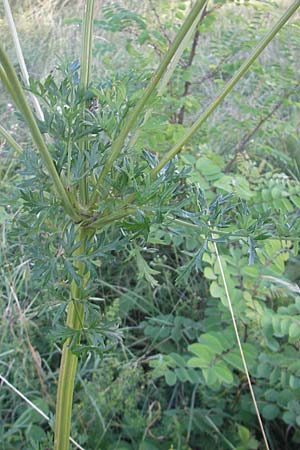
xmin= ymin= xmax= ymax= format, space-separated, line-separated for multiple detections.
xmin=1 ymin=1 xmax=300 ymax=449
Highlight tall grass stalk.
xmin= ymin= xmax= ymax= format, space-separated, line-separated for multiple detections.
xmin=211 ymin=235 xmax=270 ymax=450
xmin=0 ymin=125 xmax=22 ymax=154
xmin=128 ymin=0 xmax=208 ymax=149
xmin=54 ymin=230 xmax=89 ymax=450
xmin=3 ymin=0 xmax=44 ymax=120
xmin=79 ymin=0 xmax=95 ymax=204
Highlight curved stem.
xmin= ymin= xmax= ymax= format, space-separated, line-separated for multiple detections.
xmin=151 ymin=0 xmax=300 ymax=176
xmin=0 ymin=44 xmax=80 ymax=221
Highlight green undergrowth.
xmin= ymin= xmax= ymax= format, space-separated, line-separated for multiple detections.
xmin=1 ymin=1 xmax=300 ymax=449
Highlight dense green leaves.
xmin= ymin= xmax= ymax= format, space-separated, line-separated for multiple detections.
xmin=2 ymin=0 xmax=300 ymax=449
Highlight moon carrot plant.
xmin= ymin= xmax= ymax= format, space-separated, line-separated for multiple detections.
xmin=1 ymin=1 xmax=300 ymax=449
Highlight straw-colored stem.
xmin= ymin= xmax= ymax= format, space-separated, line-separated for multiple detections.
xmin=3 ymin=0 xmax=44 ymax=120
xmin=211 ymin=234 xmax=270 ymax=450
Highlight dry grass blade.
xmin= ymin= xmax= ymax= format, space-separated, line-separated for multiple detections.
xmin=3 ymin=0 xmax=44 ymax=120
xmin=0 ymin=373 xmax=86 ymax=450
xmin=211 ymin=236 xmax=270 ymax=450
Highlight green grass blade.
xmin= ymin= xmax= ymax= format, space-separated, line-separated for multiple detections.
xmin=0 ymin=125 xmax=23 ymax=154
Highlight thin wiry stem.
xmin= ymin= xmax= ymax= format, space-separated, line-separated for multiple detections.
xmin=128 ymin=1 xmax=207 ymax=149
xmin=204 ymin=416 xmax=236 ymax=450
xmin=211 ymin=234 xmax=270 ymax=450
xmin=0 ymin=64 xmax=23 ymax=111
xmin=54 ymin=4 xmax=95 ymax=445
xmin=0 ymin=125 xmax=22 ymax=154
xmin=0 ymin=373 xmax=85 ymax=450
xmin=3 ymin=0 xmax=44 ymax=120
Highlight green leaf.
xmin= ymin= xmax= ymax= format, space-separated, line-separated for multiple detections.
xmin=262 ymin=404 xmax=280 ymax=420
xmin=223 ymin=351 xmax=244 ymax=372
xmin=170 ymin=352 xmax=185 ymax=367
xmin=283 ymin=410 xmax=296 ymax=425
xmin=214 ymin=361 xmax=234 ymax=385
xmin=289 ymin=375 xmax=300 ymax=390
xmin=188 ymin=343 xmax=216 ymax=359
xmin=165 ymin=370 xmax=177 ymax=386
xmin=25 ymin=424 xmax=47 ymax=442
xmin=204 ymin=266 xmax=217 ymax=280
xmin=202 ymin=367 xmax=218 ymax=386
xmin=188 ymin=356 xmax=211 ymax=369
xmin=289 ymin=322 xmax=300 ymax=339
xmin=198 ymin=333 xmax=224 ymax=354
xmin=210 ymin=281 xmax=225 ymax=299
xmin=135 ymin=246 xmax=159 ymax=287
xmin=238 ymin=425 xmax=250 ymax=442
xmin=175 ymin=367 xmax=190 ymax=382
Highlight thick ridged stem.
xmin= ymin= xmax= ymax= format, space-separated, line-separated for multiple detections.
xmin=54 ymin=228 xmax=89 ymax=450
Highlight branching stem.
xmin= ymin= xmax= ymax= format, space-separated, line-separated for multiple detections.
xmin=89 ymin=0 xmax=208 ymax=207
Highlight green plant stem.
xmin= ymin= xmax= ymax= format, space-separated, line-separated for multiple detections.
xmin=54 ymin=228 xmax=89 ymax=450
xmin=0 ymin=44 xmax=80 ymax=221
xmin=151 ymin=0 xmax=300 ymax=176
xmin=128 ymin=1 xmax=207 ymax=149
xmin=83 ymin=206 xmax=137 ymax=229
xmin=89 ymin=0 xmax=207 ymax=207
xmin=80 ymin=0 xmax=94 ymax=95
xmin=0 ymin=125 xmax=23 ymax=154
xmin=0 ymin=64 xmax=23 ymax=111
xmin=79 ymin=0 xmax=95 ymax=204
